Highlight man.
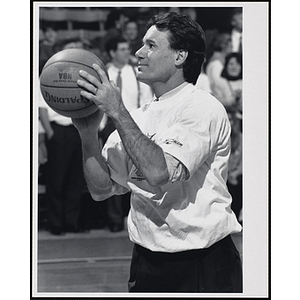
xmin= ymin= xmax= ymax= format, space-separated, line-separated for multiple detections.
xmin=39 ymin=22 xmax=58 ymax=75
xmin=73 ymin=12 xmax=242 ymax=292
xmin=230 ymin=8 xmax=243 ymax=54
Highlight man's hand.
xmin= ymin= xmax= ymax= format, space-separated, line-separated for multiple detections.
xmin=72 ymin=109 xmax=104 ymax=136
xmin=77 ymin=64 xmax=124 ymax=119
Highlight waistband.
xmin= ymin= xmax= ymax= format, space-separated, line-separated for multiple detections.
xmin=135 ymin=235 xmax=233 ymax=262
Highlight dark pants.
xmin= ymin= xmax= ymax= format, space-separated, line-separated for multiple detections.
xmin=107 ymin=192 xmax=130 ymax=226
xmin=45 ymin=122 xmax=85 ymax=229
xmin=128 ymin=235 xmax=242 ymax=293
xmin=227 ymin=175 xmax=243 ymax=221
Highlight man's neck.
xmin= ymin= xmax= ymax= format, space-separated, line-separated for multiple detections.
xmin=112 ymin=60 xmax=126 ymax=69
xmin=151 ymin=76 xmax=186 ymax=98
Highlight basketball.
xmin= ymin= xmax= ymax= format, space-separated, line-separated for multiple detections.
xmin=40 ymin=48 xmax=108 ymax=118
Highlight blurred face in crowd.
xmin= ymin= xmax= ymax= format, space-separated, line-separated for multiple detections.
xmin=44 ymin=27 xmax=57 ymax=45
xmin=111 ymin=42 xmax=130 ymax=66
xmin=63 ymin=42 xmax=84 ymax=50
xmin=226 ymin=57 xmax=241 ymax=78
xmin=125 ymin=21 xmax=139 ymax=41
xmin=231 ymin=13 xmax=243 ymax=33
xmin=135 ymin=26 xmax=178 ymax=87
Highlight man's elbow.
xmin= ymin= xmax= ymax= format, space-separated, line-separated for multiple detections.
xmin=88 ymin=185 xmax=114 ymax=202
xmin=146 ymin=169 xmax=169 ymax=188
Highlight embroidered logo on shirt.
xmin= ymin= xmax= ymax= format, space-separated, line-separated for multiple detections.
xmin=164 ymin=139 xmax=183 ymax=147
xmin=130 ymin=166 xmax=145 ymax=181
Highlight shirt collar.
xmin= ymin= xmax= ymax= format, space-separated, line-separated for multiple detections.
xmin=154 ymin=82 xmax=189 ymax=102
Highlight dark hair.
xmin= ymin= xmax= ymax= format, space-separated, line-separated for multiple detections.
xmin=105 ymin=36 xmax=128 ymax=57
xmin=105 ymin=8 xmax=127 ymax=30
xmin=40 ymin=21 xmax=58 ymax=33
xmin=146 ymin=12 xmax=206 ymax=85
xmin=221 ymin=52 xmax=242 ymax=80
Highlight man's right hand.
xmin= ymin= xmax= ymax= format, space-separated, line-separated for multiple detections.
xmin=71 ymin=109 xmax=104 ymax=135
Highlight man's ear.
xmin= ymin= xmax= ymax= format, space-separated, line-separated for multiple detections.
xmin=174 ymin=50 xmax=188 ymax=66
xmin=109 ymin=49 xmax=115 ymax=58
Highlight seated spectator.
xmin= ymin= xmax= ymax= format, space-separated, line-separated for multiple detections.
xmin=220 ymin=52 xmax=243 ymax=115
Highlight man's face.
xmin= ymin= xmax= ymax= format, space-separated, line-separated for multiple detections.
xmin=231 ymin=13 xmax=243 ymax=33
xmin=135 ymin=26 xmax=177 ymax=86
xmin=44 ymin=27 xmax=57 ymax=45
xmin=112 ymin=42 xmax=130 ymax=65
xmin=125 ymin=22 xmax=138 ymax=40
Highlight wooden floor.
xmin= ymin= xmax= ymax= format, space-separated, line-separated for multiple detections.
xmin=36 ymin=227 xmax=243 ymax=295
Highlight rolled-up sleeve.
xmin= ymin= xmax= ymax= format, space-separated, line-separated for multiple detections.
xmin=164 ymin=152 xmax=189 ymax=182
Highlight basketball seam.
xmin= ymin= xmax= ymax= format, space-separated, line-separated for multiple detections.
xmin=42 ymin=60 xmax=100 ymax=72
xmin=48 ymin=102 xmax=96 ymax=112
xmin=40 ymin=85 xmax=83 ymax=88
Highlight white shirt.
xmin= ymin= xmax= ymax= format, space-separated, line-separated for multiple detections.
xmin=107 ymin=64 xmax=153 ymax=112
xmin=102 ymin=83 xmax=242 ymax=252
xmin=231 ymin=29 xmax=242 ymax=53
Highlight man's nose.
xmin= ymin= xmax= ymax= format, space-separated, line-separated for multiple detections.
xmin=135 ymin=45 xmax=146 ymax=59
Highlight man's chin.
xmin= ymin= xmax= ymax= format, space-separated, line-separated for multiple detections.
xmin=137 ymin=75 xmax=150 ymax=85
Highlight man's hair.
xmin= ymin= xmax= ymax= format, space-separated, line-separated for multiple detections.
xmin=105 ymin=36 xmax=128 ymax=57
xmin=40 ymin=21 xmax=58 ymax=33
xmin=146 ymin=12 xmax=206 ymax=85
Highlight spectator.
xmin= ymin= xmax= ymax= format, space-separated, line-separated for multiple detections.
xmin=181 ymin=7 xmax=198 ymax=21
xmin=105 ymin=36 xmax=153 ymax=111
xmin=230 ymin=8 xmax=243 ymax=54
xmin=206 ymin=32 xmax=232 ymax=103
xmin=220 ymin=52 xmax=243 ymax=114
xmin=102 ymin=9 xmax=129 ymax=49
xmin=38 ymin=40 xmax=87 ymax=235
xmin=39 ymin=22 xmax=58 ymax=75
xmin=122 ymin=19 xmax=143 ymax=65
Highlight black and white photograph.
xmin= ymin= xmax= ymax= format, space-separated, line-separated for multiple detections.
xmin=30 ymin=1 xmax=269 ymax=298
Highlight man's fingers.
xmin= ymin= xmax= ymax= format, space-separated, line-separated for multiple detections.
xmin=77 ymin=78 xmax=97 ymax=96
xmin=79 ymin=90 xmax=99 ymax=103
xmin=92 ymin=64 xmax=110 ymax=85
xmin=78 ymin=70 xmax=100 ymax=88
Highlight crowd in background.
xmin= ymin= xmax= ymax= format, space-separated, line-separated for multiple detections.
xmin=38 ymin=7 xmax=243 ymax=235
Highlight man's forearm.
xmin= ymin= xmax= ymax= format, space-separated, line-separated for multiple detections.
xmin=111 ymin=106 xmax=169 ymax=187
xmin=80 ymin=131 xmax=113 ymax=200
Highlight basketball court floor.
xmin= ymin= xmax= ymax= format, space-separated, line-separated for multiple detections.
xmin=36 ymin=225 xmax=242 ymax=294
